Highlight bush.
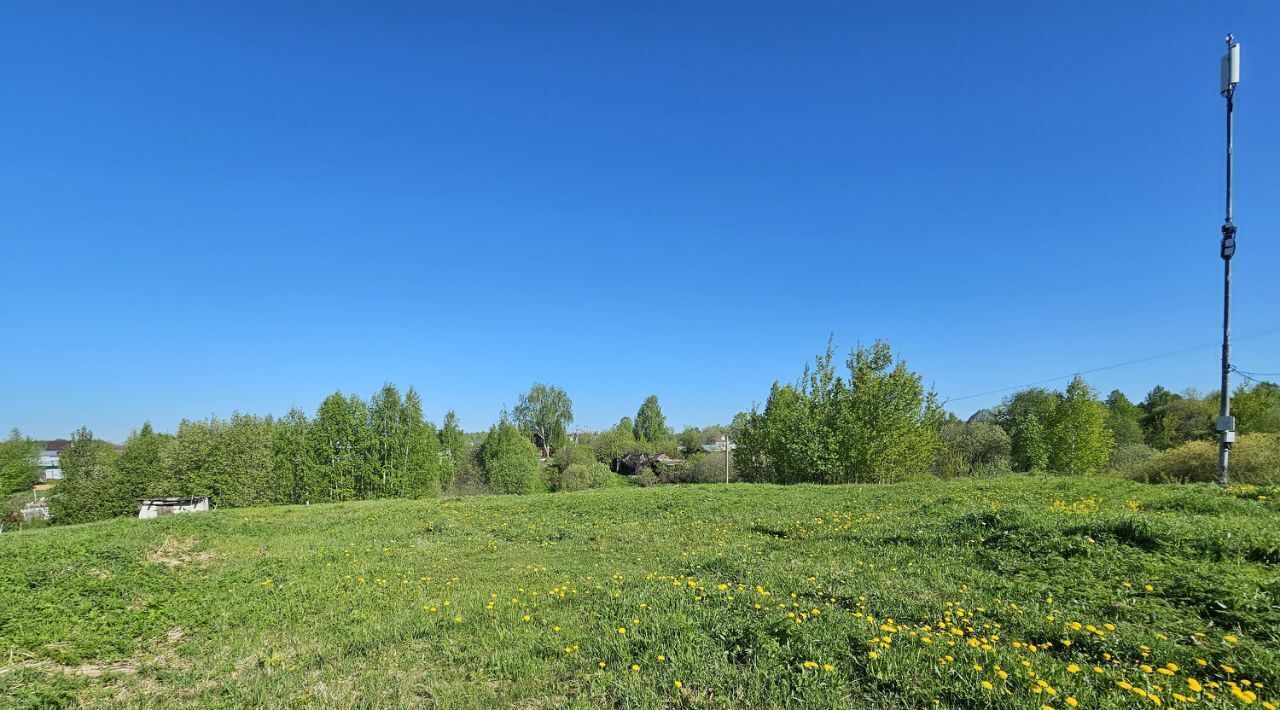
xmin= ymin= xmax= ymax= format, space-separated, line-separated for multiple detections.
xmin=684 ymin=451 xmax=735 ymax=484
xmin=1108 ymin=443 xmax=1156 ymax=478
xmin=635 ymin=469 xmax=658 ymax=487
xmin=548 ymin=461 xmax=613 ymax=492
xmin=480 ymin=421 xmax=541 ymax=494
xmin=1134 ymin=433 xmax=1280 ymax=485
xmin=553 ymin=443 xmax=595 ymax=473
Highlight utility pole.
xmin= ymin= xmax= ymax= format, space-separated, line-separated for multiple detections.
xmin=721 ymin=434 xmax=730 ymax=484
xmin=1216 ymin=35 xmax=1241 ymax=487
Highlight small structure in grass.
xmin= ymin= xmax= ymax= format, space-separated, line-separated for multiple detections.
xmin=137 ymin=496 xmax=210 ymax=520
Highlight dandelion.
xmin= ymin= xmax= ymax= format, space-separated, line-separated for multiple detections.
xmin=981 ymin=681 xmax=994 ymax=691
xmin=803 ymin=661 xmax=819 ymax=670
xmin=1066 ymin=664 xmax=1081 ymax=673
xmin=617 ymin=627 xmax=626 ymax=634
xmin=1188 ymin=678 xmax=1203 ymax=692
xmin=1066 ymin=698 xmax=1079 ymax=707
xmin=823 ymin=663 xmax=835 ymax=672
xmin=673 ymin=680 xmax=682 ymax=688
xmin=1225 ymin=634 xmax=1239 ymax=645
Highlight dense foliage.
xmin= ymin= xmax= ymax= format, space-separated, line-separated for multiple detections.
xmin=736 ymin=340 xmax=943 ymax=484
xmin=19 ymin=344 xmax=1280 ymax=526
xmin=479 ymin=420 xmax=542 ymax=494
xmin=0 ymin=429 xmax=40 ymax=495
xmin=47 ymin=384 xmax=447 ymax=525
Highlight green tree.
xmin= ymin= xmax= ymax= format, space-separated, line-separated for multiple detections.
xmin=1047 ymin=376 xmax=1114 ymax=475
xmin=1015 ymin=413 xmax=1049 ymax=471
xmin=1231 ymin=381 xmax=1280 ymax=435
xmin=1141 ymin=388 xmax=1214 ymax=450
xmin=112 ymin=423 xmax=172 ymax=516
xmin=739 ymin=339 xmax=941 ymax=484
xmin=593 ymin=418 xmax=638 ymax=467
xmin=1104 ymin=390 xmax=1145 ymax=448
xmin=996 ymin=388 xmax=1059 ymax=471
xmin=677 ymin=426 xmax=703 ymax=457
xmin=161 ymin=415 xmax=274 ymax=507
xmin=309 ymin=391 xmax=378 ymax=501
xmin=838 ymin=341 xmax=942 ymax=483
xmin=936 ymin=421 xmax=1011 ymax=478
xmin=49 ymin=427 xmax=120 ymax=524
xmin=634 ymin=395 xmax=670 ymax=445
xmin=399 ymin=387 xmax=442 ymax=498
xmin=479 ymin=419 xmax=541 ymax=494
xmin=0 ymin=429 xmax=41 ymax=494
xmin=438 ymin=410 xmax=466 ymax=490
xmin=273 ymin=408 xmax=320 ymax=504
xmin=370 ymin=382 xmax=408 ymax=495
xmin=513 ymin=383 xmax=573 ymax=458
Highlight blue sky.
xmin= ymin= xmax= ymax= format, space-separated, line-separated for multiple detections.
xmin=3 ymin=2 xmax=1278 ymax=442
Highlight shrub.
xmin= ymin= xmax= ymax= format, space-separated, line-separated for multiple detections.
xmin=479 ymin=421 xmax=541 ymax=494
xmin=548 ymin=461 xmax=614 ymax=492
xmin=553 ymin=443 xmax=595 ymax=473
xmin=635 ymin=469 xmax=658 ymax=487
xmin=1108 ymin=443 xmax=1156 ymax=478
xmin=684 ymin=451 xmax=735 ymax=484
xmin=1135 ymin=433 xmax=1280 ymax=485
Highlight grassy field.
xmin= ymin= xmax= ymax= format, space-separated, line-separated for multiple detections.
xmin=1 ymin=477 xmax=1277 ymax=708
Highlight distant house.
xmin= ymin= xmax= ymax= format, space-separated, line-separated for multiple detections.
xmin=701 ymin=441 xmax=737 ymax=453
xmin=38 ymin=439 xmax=70 ymax=480
xmin=137 ymin=496 xmax=210 ymax=519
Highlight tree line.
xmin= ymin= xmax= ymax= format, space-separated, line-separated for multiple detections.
xmin=732 ymin=339 xmax=1280 ymax=485
xmin=45 ymin=384 xmax=460 ymax=525
xmin=8 ymin=340 xmax=1279 ymax=527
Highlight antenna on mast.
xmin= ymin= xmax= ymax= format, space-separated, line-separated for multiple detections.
xmin=1215 ymin=34 xmax=1241 ymax=486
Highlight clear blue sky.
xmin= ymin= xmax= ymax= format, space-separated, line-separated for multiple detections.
xmin=4 ymin=2 xmax=1278 ymax=442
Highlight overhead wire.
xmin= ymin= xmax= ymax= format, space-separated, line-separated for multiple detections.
xmin=939 ymin=325 xmax=1280 ymax=405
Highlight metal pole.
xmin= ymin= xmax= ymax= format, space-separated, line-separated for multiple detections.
xmin=1217 ymin=35 xmax=1239 ymax=487
xmin=722 ymin=434 xmax=730 ymax=484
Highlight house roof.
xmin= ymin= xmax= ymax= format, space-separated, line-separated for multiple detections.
xmin=43 ymin=439 xmax=72 ymax=451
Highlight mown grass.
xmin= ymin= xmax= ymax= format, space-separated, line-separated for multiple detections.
xmin=1 ymin=477 xmax=1277 ymax=708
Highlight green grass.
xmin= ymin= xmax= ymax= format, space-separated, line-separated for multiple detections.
xmin=1 ymin=477 xmax=1277 ymax=708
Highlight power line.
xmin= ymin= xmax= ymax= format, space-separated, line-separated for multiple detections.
xmin=940 ymin=325 xmax=1280 ymax=406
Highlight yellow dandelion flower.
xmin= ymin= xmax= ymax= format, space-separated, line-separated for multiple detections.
xmin=674 ymin=680 xmax=683 ymax=689
xmin=981 ymin=681 xmax=994 ymax=690
xmin=1067 ymin=664 xmax=1081 ymax=673
xmin=631 ymin=664 xmax=640 ymax=672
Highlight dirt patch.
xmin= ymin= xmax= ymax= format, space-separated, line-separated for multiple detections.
xmin=0 ymin=658 xmax=139 ymax=678
xmin=146 ymin=537 xmax=218 ymax=568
